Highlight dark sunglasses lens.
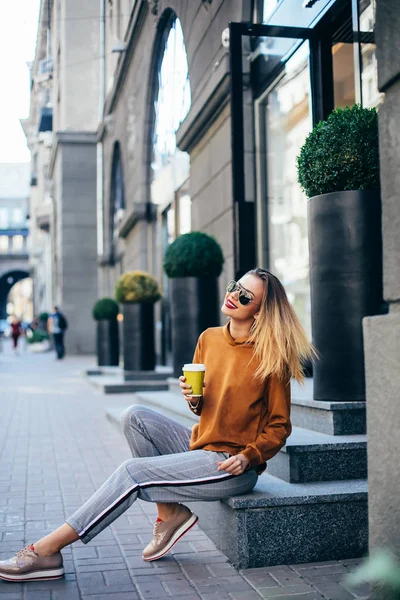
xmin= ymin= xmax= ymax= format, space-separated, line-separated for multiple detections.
xmin=239 ymin=293 xmax=251 ymax=306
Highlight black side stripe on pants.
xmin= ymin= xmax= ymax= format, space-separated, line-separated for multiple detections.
xmin=79 ymin=472 xmax=236 ymax=539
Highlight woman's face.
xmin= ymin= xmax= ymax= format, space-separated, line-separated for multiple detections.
xmin=221 ymin=273 xmax=264 ymax=321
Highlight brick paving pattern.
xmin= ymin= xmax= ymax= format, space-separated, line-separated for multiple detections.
xmin=0 ymin=343 xmax=370 ymax=599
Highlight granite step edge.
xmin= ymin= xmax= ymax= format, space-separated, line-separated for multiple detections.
xmin=225 ymin=475 xmax=368 ymax=509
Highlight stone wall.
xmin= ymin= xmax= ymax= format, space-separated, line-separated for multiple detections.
xmin=363 ymin=1 xmax=400 ymax=597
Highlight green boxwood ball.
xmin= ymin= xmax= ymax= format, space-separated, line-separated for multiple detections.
xmin=297 ymin=104 xmax=380 ymax=198
xmin=93 ymin=297 xmax=120 ymax=320
xmin=163 ymin=232 xmax=224 ymax=278
xmin=115 ymin=271 xmax=161 ymax=304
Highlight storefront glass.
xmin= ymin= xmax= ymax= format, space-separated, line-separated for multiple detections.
xmin=358 ymin=0 xmax=382 ymax=107
xmin=261 ymin=42 xmax=312 ymax=339
xmin=263 ymin=0 xmax=334 ymax=28
xmin=332 ymin=41 xmax=356 ymax=108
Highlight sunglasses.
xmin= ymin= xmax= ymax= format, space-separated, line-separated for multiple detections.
xmin=226 ymin=281 xmax=259 ymax=306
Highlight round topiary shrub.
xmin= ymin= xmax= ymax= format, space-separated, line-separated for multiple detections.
xmin=93 ymin=298 xmax=119 ymax=320
xmin=297 ymin=104 xmax=380 ymax=198
xmin=115 ymin=271 xmax=161 ymax=304
xmin=163 ymin=232 xmax=224 ymax=278
xmin=39 ymin=312 xmax=49 ymax=322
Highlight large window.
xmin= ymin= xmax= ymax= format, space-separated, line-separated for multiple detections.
xmin=0 ymin=209 xmax=8 ymax=229
xmin=152 ymin=17 xmax=191 ymax=173
xmin=109 ymin=142 xmax=125 ymax=264
xmin=257 ymin=43 xmax=312 ymax=339
xmin=358 ymin=0 xmax=382 ymax=107
xmin=0 ymin=236 xmax=9 ymax=252
xmin=150 ymin=14 xmax=191 ymax=366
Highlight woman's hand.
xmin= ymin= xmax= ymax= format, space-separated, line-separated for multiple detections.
xmin=179 ymin=376 xmax=206 ymax=399
xmin=217 ymin=454 xmax=249 ymax=476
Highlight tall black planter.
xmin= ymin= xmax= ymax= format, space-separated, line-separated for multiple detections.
xmin=97 ymin=319 xmax=119 ymax=366
xmin=122 ymin=303 xmax=155 ymax=372
xmin=308 ymin=190 xmax=383 ymax=401
xmin=170 ymin=277 xmax=219 ymax=378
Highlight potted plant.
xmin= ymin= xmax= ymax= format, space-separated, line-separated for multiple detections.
xmin=92 ymin=298 xmax=120 ymax=367
xmin=164 ymin=231 xmax=224 ymax=378
xmin=115 ymin=270 xmax=161 ymax=374
xmin=38 ymin=312 xmax=49 ymax=331
xmin=297 ymin=104 xmax=383 ymax=402
xmin=26 ymin=327 xmax=50 ymax=352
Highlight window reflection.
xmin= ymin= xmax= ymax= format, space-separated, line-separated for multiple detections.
xmin=332 ymin=42 xmax=356 ymax=108
xmin=265 ymin=43 xmax=312 ymax=339
xmin=153 ymin=18 xmax=191 ymax=171
xmin=359 ymin=0 xmax=383 ymax=107
xmin=0 ymin=236 xmax=9 ymax=252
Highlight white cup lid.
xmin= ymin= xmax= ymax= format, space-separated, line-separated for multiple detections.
xmin=183 ymin=363 xmax=206 ymax=371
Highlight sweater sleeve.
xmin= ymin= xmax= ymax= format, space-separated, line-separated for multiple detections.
xmin=186 ymin=334 xmax=204 ymax=416
xmin=241 ymin=375 xmax=292 ymax=468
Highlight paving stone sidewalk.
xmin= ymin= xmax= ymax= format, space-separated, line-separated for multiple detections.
xmin=0 ymin=344 xmax=370 ymax=600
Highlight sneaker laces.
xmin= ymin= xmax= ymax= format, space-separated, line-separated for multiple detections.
xmin=152 ymin=520 xmax=163 ymax=538
xmin=15 ymin=545 xmax=35 ymax=558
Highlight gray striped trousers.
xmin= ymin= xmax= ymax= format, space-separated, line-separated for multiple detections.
xmin=66 ymin=405 xmax=258 ymax=544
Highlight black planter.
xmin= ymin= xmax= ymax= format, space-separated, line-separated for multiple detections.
xmin=96 ymin=319 xmax=119 ymax=366
xmin=122 ymin=303 xmax=155 ymax=372
xmin=169 ymin=277 xmax=219 ymax=378
xmin=308 ymin=190 xmax=383 ymax=401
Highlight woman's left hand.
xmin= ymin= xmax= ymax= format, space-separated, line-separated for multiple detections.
xmin=217 ymin=454 xmax=249 ymax=475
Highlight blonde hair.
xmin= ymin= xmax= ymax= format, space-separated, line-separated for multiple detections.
xmin=246 ymin=268 xmax=318 ymax=384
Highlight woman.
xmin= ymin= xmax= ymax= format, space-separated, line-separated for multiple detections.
xmin=10 ymin=316 xmax=23 ymax=355
xmin=0 ymin=268 xmax=315 ymax=582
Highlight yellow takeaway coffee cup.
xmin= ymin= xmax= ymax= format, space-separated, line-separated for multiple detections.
xmin=183 ymin=364 xmax=206 ymax=397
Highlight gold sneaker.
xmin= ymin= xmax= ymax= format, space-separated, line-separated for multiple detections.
xmin=142 ymin=506 xmax=198 ymax=562
xmin=0 ymin=545 xmax=64 ymax=582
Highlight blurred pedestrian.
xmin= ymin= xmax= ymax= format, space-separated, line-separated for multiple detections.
xmin=48 ymin=306 xmax=68 ymax=360
xmin=10 ymin=316 xmax=23 ymax=355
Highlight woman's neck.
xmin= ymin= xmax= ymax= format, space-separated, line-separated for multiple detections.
xmin=228 ymin=318 xmax=254 ymax=340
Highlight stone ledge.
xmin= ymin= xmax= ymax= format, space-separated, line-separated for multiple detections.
xmin=87 ymin=376 xmax=168 ymax=394
xmin=191 ymin=484 xmax=368 ymax=568
xmin=224 ymin=475 xmax=367 ymax=509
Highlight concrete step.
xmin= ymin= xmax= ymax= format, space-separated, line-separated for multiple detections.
xmin=268 ymin=427 xmax=367 ymax=483
xmin=105 ymin=400 xmax=368 ymax=568
xmin=190 ymin=475 xmax=368 ymax=568
xmin=124 ymin=369 xmax=172 ymax=381
xmin=88 ymin=376 xmax=168 ymax=394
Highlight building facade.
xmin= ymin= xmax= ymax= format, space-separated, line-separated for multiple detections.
xmin=0 ymin=163 xmax=30 ymax=320
xmin=97 ymin=0 xmax=380 ymax=365
xmin=25 ymin=0 xmax=100 ymax=353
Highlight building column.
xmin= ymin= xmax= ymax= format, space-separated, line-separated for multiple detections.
xmin=363 ymin=2 xmax=400 ymax=596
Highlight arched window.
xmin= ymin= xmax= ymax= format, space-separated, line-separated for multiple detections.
xmin=152 ymin=16 xmax=191 ymax=173
xmin=110 ymin=142 xmax=125 ymax=263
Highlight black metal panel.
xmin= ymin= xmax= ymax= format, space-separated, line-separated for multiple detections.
xmin=309 ymin=36 xmax=334 ymax=124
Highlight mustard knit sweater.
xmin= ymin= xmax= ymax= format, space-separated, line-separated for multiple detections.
xmin=189 ymin=323 xmax=292 ymax=471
